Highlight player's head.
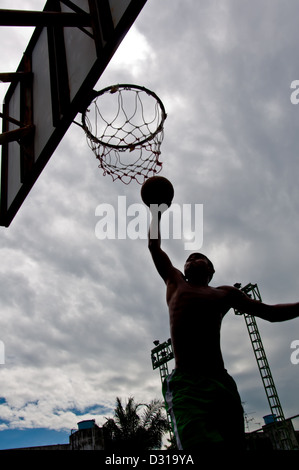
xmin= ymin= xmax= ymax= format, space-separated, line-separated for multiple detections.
xmin=184 ymin=253 xmax=215 ymax=283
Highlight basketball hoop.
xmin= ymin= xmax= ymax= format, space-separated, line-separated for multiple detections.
xmin=80 ymin=84 xmax=167 ymax=184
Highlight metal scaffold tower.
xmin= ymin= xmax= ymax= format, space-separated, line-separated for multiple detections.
xmin=234 ymin=282 xmax=297 ymax=450
xmin=151 ymin=338 xmax=174 ymax=382
xmin=151 ymin=338 xmax=174 ymax=440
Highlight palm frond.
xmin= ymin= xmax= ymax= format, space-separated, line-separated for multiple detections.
xmin=103 ymin=396 xmax=169 ymax=450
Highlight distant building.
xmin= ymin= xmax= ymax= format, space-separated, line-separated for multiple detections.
xmin=246 ymin=415 xmax=299 ymax=451
xmin=6 ymin=420 xmax=105 ymax=451
xmin=69 ymin=420 xmax=105 ymax=450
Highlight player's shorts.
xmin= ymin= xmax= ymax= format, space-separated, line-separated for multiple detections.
xmin=163 ymin=368 xmax=244 ymax=451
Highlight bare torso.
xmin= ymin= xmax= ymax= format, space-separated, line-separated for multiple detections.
xmin=166 ymin=271 xmax=232 ymax=375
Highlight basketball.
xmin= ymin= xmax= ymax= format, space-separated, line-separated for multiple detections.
xmin=141 ymin=176 xmax=174 ymax=207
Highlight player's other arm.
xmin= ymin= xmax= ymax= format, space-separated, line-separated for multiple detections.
xmin=227 ymin=286 xmax=299 ymax=323
xmin=148 ymin=211 xmax=179 ymax=284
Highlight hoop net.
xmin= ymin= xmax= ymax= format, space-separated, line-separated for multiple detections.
xmin=81 ymin=84 xmax=167 ymax=184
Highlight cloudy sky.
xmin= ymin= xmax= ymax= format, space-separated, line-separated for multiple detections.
xmin=0 ymin=0 xmax=299 ymax=449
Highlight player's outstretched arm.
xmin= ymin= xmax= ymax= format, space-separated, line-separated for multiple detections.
xmin=148 ymin=210 xmax=178 ymax=284
xmin=228 ymin=286 xmax=299 ymax=322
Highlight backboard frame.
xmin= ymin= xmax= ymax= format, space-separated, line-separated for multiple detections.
xmin=0 ymin=0 xmax=148 ymax=227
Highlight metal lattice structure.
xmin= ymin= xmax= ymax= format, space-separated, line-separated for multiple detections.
xmin=234 ymin=282 xmax=296 ymax=450
xmin=151 ymin=338 xmax=174 ymax=439
xmin=151 ymin=338 xmax=174 ymax=381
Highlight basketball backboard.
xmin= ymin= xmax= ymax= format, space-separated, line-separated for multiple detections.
xmin=0 ymin=0 xmax=147 ymax=227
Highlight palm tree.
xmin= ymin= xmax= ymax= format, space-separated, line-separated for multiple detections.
xmin=103 ymin=397 xmax=170 ymax=451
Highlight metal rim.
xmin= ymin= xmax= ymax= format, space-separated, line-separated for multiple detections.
xmin=81 ymin=84 xmax=167 ymax=150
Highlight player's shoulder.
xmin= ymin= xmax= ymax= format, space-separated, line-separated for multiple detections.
xmin=215 ymin=285 xmax=243 ymax=297
xmin=167 ymin=266 xmax=185 ymax=283
xmin=215 ymin=285 xmax=252 ymax=308
xmin=215 ymin=284 xmax=237 ymax=292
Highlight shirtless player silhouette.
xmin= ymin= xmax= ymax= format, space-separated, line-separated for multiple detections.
xmin=148 ymin=210 xmax=299 ymax=451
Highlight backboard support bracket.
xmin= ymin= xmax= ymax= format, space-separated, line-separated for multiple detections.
xmin=0 ymin=125 xmax=34 ymax=145
xmin=88 ymin=0 xmax=114 ymax=56
xmin=1 ymin=52 xmax=34 ymax=202
xmin=0 ymin=72 xmax=32 ymax=83
xmin=47 ymin=1 xmax=70 ymax=126
xmin=59 ymin=0 xmax=94 ymax=38
xmin=0 ymin=9 xmax=91 ymax=27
